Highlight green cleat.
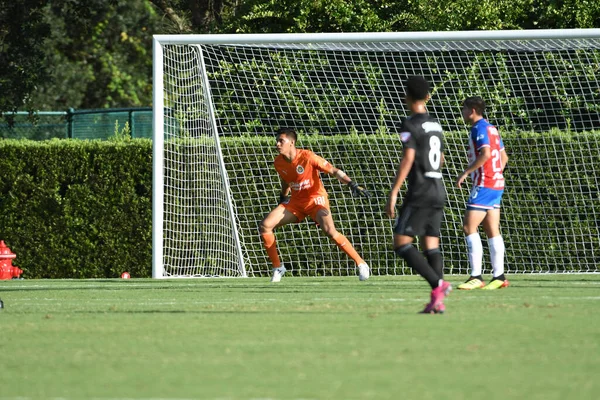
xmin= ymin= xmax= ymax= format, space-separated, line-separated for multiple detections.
xmin=457 ymin=278 xmax=485 ymax=290
xmin=482 ymin=279 xmax=510 ymax=290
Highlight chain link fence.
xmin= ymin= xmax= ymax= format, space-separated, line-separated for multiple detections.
xmin=0 ymin=108 xmax=153 ymax=140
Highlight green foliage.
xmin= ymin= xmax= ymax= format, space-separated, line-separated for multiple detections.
xmin=0 ymin=139 xmax=152 ymax=278
xmin=218 ymin=0 xmax=600 ymax=34
xmin=111 ymin=120 xmax=132 ymax=142
xmin=28 ymin=0 xmax=161 ymax=110
xmin=389 ymin=0 xmax=530 ymax=31
xmin=3 ymin=0 xmax=600 ymax=115
xmin=222 ymin=0 xmax=395 ymax=33
xmin=0 ymin=130 xmax=598 ymax=278
xmin=222 ymin=131 xmax=599 ymax=275
xmin=204 ymin=49 xmax=386 ymax=135
xmin=0 ymin=0 xmax=51 ymax=120
xmin=201 ymin=44 xmax=599 ymax=137
xmin=533 ymin=0 xmax=600 ymax=29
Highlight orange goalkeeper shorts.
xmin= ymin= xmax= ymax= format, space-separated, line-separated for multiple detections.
xmin=281 ymin=195 xmax=330 ymax=223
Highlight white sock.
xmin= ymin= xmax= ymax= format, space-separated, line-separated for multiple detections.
xmin=466 ymin=233 xmax=483 ymax=277
xmin=488 ymin=236 xmax=505 ymax=278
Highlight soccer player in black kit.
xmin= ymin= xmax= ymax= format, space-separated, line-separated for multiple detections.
xmin=385 ymin=76 xmax=451 ymax=314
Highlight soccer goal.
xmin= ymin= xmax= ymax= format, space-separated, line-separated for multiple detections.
xmin=152 ymin=29 xmax=600 ymax=278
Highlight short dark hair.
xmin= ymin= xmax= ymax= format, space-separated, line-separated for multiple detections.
xmin=405 ymin=76 xmax=430 ymax=101
xmin=276 ymin=127 xmax=297 ymax=142
xmin=463 ymin=96 xmax=486 ymax=115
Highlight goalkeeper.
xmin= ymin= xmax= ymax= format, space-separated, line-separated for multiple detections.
xmin=259 ymin=127 xmax=371 ymax=282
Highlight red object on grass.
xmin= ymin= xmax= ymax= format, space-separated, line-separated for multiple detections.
xmin=0 ymin=240 xmax=23 ymax=280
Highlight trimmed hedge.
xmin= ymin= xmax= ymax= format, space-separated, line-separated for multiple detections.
xmin=220 ymin=131 xmax=600 ymax=275
xmin=1 ymin=130 xmax=598 ymax=278
xmin=0 ymin=139 xmax=152 ymax=278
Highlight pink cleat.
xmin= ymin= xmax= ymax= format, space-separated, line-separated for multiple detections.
xmin=420 ymin=281 xmax=452 ymax=314
xmin=434 ymin=303 xmax=446 ymax=314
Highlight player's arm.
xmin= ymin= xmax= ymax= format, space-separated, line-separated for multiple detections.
xmin=456 ymin=146 xmax=491 ymax=188
xmin=385 ymin=147 xmax=415 ymax=219
xmin=500 ymin=149 xmax=508 ymax=171
xmin=328 ymin=167 xmax=371 ymax=198
xmin=330 ymin=166 xmax=351 ymax=185
xmin=278 ymin=178 xmax=291 ymax=204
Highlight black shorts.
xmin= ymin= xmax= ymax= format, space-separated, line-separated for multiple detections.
xmin=393 ymin=205 xmax=443 ymax=237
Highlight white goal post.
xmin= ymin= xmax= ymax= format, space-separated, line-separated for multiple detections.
xmin=152 ymin=29 xmax=600 ymax=278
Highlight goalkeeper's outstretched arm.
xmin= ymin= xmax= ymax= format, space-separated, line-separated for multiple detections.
xmin=330 ymin=167 xmax=371 ymax=198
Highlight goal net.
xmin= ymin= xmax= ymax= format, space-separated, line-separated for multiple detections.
xmin=152 ymin=30 xmax=600 ymax=278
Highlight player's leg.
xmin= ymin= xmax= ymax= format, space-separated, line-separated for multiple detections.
xmin=394 ymin=233 xmax=438 ymax=287
xmin=395 ymin=233 xmax=448 ymax=314
xmin=422 ymin=208 xmax=445 ymax=279
xmin=259 ymin=205 xmax=299 ymax=282
xmin=314 ymin=207 xmax=370 ymax=280
xmin=421 ymin=208 xmax=452 ymax=313
xmin=393 ymin=206 xmax=441 ymax=288
xmin=393 ymin=206 xmax=447 ymax=313
xmin=259 ymin=205 xmax=298 ymax=266
xmin=481 ymin=208 xmax=509 ymax=290
xmin=457 ymin=208 xmax=488 ymax=289
xmin=421 ymin=235 xmax=452 ymax=313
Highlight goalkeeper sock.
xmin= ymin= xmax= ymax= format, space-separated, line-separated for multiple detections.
xmin=488 ymin=235 xmax=505 ymax=278
xmin=395 ymin=244 xmax=439 ymax=289
xmin=466 ymin=233 xmax=483 ymax=277
xmin=260 ymin=232 xmax=281 ymax=267
xmin=424 ymin=248 xmax=444 ymax=279
xmin=332 ymin=233 xmax=364 ymax=265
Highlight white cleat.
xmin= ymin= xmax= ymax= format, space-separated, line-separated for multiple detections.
xmin=270 ymin=265 xmax=287 ymax=282
xmin=357 ymin=263 xmax=370 ymax=281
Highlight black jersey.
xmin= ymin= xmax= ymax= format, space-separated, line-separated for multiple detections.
xmin=399 ymin=113 xmax=446 ymax=208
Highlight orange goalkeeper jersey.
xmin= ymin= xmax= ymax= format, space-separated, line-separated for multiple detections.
xmin=274 ymin=149 xmax=334 ymax=201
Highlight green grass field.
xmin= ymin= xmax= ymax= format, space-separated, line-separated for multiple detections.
xmin=1 ymin=274 xmax=599 ymax=400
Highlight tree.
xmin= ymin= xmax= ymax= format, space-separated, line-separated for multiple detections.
xmin=387 ymin=0 xmax=600 ymax=31
xmin=0 ymin=0 xmax=50 ymax=122
xmin=148 ymin=0 xmax=231 ymax=33
xmin=31 ymin=0 xmax=161 ymax=110
xmin=216 ymin=0 xmax=600 ymax=34
xmin=2 ymin=0 xmax=600 ymax=115
xmin=219 ymin=0 xmax=397 ymax=33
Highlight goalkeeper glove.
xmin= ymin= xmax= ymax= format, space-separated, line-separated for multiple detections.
xmin=279 ymin=193 xmax=290 ymax=204
xmin=348 ymin=181 xmax=371 ymax=198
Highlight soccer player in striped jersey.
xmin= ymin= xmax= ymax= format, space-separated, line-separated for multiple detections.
xmin=259 ymin=128 xmax=371 ymax=282
xmin=456 ymin=96 xmax=510 ymax=290
xmin=385 ymin=76 xmax=451 ymax=314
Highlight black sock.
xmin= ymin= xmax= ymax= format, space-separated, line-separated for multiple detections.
xmin=469 ymin=275 xmax=483 ymax=281
xmin=424 ymin=248 xmax=443 ymax=279
xmin=492 ymin=274 xmax=506 ymax=281
xmin=395 ymin=244 xmax=440 ymax=289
